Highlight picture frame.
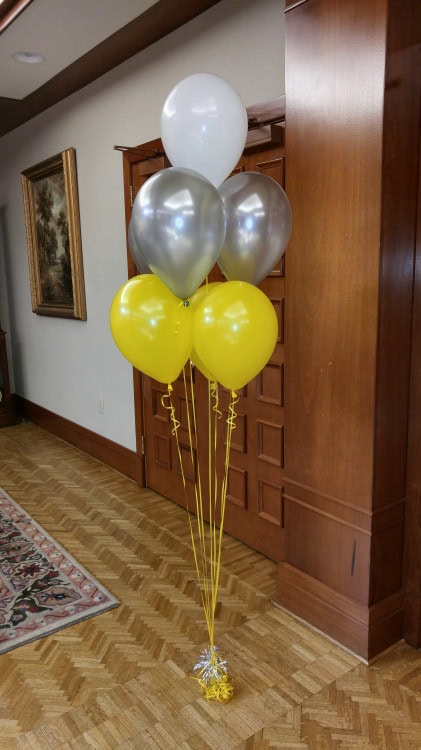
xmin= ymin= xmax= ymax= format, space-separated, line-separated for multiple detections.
xmin=21 ymin=148 xmax=87 ymax=320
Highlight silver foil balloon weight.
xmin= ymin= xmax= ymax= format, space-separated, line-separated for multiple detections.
xmin=218 ymin=171 xmax=292 ymax=286
xmin=192 ymin=645 xmax=234 ymax=702
xmin=131 ymin=167 xmax=226 ymax=300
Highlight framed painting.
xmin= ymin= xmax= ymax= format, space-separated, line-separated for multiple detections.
xmin=21 ymin=148 xmax=87 ymax=319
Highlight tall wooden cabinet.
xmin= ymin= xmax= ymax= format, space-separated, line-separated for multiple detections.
xmin=279 ymin=0 xmax=420 ymax=660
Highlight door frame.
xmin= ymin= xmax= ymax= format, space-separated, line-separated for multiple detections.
xmin=121 ymin=139 xmax=166 ymax=485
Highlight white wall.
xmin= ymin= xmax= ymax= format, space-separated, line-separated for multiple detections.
xmin=0 ymin=0 xmax=285 ymax=451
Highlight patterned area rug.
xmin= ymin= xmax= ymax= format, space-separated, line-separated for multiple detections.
xmin=0 ymin=487 xmax=118 ymax=654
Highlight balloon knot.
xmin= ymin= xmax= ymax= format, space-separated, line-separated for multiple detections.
xmin=183 ymin=300 xmax=190 ymax=307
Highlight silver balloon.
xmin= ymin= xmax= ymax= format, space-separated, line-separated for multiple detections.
xmin=128 ymin=215 xmax=151 ymax=274
xmin=217 ymin=172 xmax=292 ymax=285
xmin=131 ymin=167 xmax=226 ymax=300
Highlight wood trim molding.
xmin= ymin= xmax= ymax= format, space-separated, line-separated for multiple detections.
xmin=0 ymin=0 xmax=224 ymax=137
xmin=276 ymin=563 xmax=404 ymax=661
xmin=247 ymin=96 xmax=285 ymax=128
xmin=0 ymin=0 xmax=33 ymax=33
xmin=13 ymin=395 xmax=138 ymax=482
xmin=284 ymin=0 xmax=309 ymax=11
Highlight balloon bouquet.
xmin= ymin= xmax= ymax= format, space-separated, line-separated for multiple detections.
xmin=110 ymin=74 xmax=292 ymax=702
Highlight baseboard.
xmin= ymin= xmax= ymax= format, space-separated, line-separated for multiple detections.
xmin=276 ymin=562 xmax=404 ymax=660
xmin=13 ymin=394 xmax=138 ymax=482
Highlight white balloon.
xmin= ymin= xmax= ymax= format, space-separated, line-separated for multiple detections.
xmin=161 ymin=74 xmax=248 ymax=188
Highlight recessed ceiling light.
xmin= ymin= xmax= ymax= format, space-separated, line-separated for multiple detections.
xmin=13 ymin=51 xmax=44 ymax=64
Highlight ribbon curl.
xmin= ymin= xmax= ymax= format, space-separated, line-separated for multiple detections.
xmin=161 ymin=384 xmax=180 ymax=436
xmin=210 ymin=380 xmax=222 ymax=419
xmin=164 ymin=375 xmax=238 ymax=703
xmin=226 ymin=390 xmax=239 ymax=429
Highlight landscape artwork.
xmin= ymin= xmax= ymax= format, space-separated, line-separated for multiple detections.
xmin=21 ymin=148 xmax=87 ymax=320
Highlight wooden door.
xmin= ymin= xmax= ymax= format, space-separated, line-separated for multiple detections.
xmin=123 ymin=130 xmax=286 ymax=561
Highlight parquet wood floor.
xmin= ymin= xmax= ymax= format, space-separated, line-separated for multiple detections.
xmin=0 ymin=423 xmax=420 ymax=749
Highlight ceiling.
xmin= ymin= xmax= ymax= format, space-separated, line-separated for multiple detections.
xmin=0 ymin=0 xmax=224 ymax=138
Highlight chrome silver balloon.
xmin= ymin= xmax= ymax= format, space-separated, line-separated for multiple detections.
xmin=131 ymin=167 xmax=226 ymax=300
xmin=217 ymin=172 xmax=292 ymax=286
xmin=127 ymin=215 xmax=151 ymax=275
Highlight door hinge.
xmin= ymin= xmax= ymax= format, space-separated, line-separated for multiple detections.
xmin=141 ymin=435 xmax=145 ymax=455
xmin=130 ymin=184 xmax=135 ymax=207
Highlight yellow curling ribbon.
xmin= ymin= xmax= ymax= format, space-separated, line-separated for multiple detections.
xmin=164 ymin=374 xmax=237 ymax=702
xmin=161 ymin=384 xmax=181 ymax=436
xmin=210 ymin=380 xmax=222 ymax=419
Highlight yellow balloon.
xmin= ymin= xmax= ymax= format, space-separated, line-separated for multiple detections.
xmin=110 ymin=274 xmax=192 ymax=384
xmin=189 ymin=281 xmax=221 ymax=307
xmin=189 ymin=281 xmax=221 ymax=380
xmin=192 ymin=281 xmax=278 ymax=390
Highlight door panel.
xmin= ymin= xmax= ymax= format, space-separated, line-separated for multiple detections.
xmin=142 ymin=368 xmax=198 ymax=505
xmin=125 ymin=135 xmax=286 ymax=561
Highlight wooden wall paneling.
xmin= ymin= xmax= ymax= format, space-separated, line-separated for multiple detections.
xmin=403 ymin=112 xmax=421 ymax=647
xmin=371 ymin=0 xmax=421 ymax=624
xmin=284 ymin=0 xmax=387 ymax=505
xmin=279 ymin=0 xmax=420 ymax=660
xmin=280 ymin=0 xmax=386 ymax=660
